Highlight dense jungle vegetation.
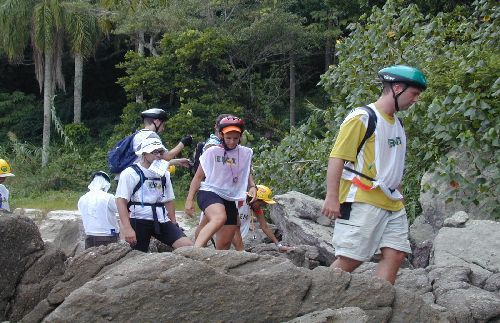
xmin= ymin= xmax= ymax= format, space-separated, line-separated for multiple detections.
xmin=0 ymin=0 xmax=498 ymax=220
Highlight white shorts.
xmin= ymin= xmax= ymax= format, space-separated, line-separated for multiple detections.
xmin=332 ymin=202 xmax=411 ymax=262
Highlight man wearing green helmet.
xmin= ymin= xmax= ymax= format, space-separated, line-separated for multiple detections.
xmin=321 ymin=65 xmax=427 ymax=284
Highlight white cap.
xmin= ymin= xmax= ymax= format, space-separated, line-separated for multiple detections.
xmin=135 ymin=138 xmax=166 ymax=156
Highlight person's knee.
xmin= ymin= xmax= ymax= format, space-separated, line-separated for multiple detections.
xmin=208 ymin=215 xmax=226 ymax=227
xmin=173 ymin=237 xmax=193 ymax=249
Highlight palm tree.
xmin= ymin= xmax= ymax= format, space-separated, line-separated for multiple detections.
xmin=64 ymin=2 xmax=101 ymax=123
xmin=0 ymin=0 xmax=66 ymax=166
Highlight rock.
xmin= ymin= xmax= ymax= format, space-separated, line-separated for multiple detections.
xmin=249 ymin=244 xmax=321 ymax=269
xmin=285 ymin=307 xmax=368 ymax=323
xmin=428 ymin=266 xmax=500 ymax=322
xmin=23 ymin=243 xmax=136 ymax=322
xmin=443 ymin=211 xmax=469 ymax=228
xmin=411 ymin=149 xmax=497 ymax=248
xmin=484 ymin=273 xmax=500 ymax=294
xmin=12 ymin=208 xmax=45 ymax=222
xmin=0 ymin=215 xmax=44 ymax=321
xmin=430 ymin=220 xmax=500 ymax=286
xmin=410 ymin=239 xmax=433 ymax=268
xmin=38 ymin=210 xmax=85 ymax=257
xmin=40 ymin=248 xmax=441 ymax=323
xmin=391 ymin=287 xmax=450 ymax=322
xmin=9 ymin=243 xmax=66 ymax=322
xmin=270 ymin=191 xmax=335 ymax=265
xmin=394 ymin=268 xmax=432 ymax=297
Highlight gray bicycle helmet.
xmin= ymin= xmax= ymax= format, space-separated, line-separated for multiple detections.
xmin=141 ymin=108 xmax=168 ymax=121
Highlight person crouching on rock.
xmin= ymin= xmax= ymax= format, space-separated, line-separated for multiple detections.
xmin=78 ymin=171 xmax=120 ymax=249
xmin=185 ymin=116 xmax=257 ymax=249
xmin=232 ymin=185 xmax=292 ymax=252
xmin=116 ymin=137 xmax=193 ymax=252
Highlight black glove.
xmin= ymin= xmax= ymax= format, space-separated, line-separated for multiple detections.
xmin=180 ymin=135 xmax=193 ymax=147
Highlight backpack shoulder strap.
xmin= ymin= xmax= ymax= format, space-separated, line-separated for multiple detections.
xmin=357 ymin=105 xmax=377 ymax=156
xmin=130 ymin=164 xmax=145 ymax=197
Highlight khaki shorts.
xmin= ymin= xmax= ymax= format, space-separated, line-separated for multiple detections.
xmin=332 ymin=202 xmax=411 ymax=262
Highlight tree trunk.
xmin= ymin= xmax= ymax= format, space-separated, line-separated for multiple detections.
xmin=42 ymin=51 xmax=53 ymax=166
xmin=73 ymin=53 xmax=83 ymax=123
xmin=136 ymin=31 xmax=145 ymax=103
xmin=324 ymin=18 xmax=333 ymax=71
xmin=289 ymin=54 xmax=296 ymax=129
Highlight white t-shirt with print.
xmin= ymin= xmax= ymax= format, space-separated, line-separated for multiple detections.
xmin=238 ymin=202 xmax=252 ymax=238
xmin=199 ymin=145 xmax=253 ymax=201
xmin=0 ymin=184 xmax=10 ymax=211
xmin=78 ymin=190 xmax=119 ymax=236
xmin=115 ymin=164 xmax=175 ymax=222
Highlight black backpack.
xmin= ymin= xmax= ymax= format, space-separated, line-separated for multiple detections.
xmin=190 ymin=141 xmax=205 ymax=176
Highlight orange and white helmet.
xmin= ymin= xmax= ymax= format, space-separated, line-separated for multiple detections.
xmin=252 ymin=185 xmax=276 ymax=204
xmin=0 ymin=159 xmax=15 ymax=177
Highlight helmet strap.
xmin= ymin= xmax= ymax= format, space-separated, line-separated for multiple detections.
xmin=153 ymin=120 xmax=162 ymax=133
xmin=390 ymin=83 xmax=409 ymax=112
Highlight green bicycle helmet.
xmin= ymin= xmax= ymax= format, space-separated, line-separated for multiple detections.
xmin=378 ymin=65 xmax=427 ymax=90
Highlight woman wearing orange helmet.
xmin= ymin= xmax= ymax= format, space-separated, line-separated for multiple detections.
xmin=185 ymin=116 xmax=257 ymax=250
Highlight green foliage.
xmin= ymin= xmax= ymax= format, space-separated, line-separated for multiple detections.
xmin=253 ymin=110 xmax=332 ymax=196
xmin=163 ymin=97 xmax=243 ymax=149
xmin=256 ymin=0 xmax=500 ymax=221
xmin=64 ymin=123 xmax=91 ymax=146
xmin=1 ymin=136 xmax=107 ymax=200
xmin=0 ymin=91 xmax=43 ymax=144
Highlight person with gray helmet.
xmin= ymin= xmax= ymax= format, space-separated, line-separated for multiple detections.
xmin=136 ymin=107 xmax=192 ymax=167
xmin=321 ymin=65 xmax=428 ymax=284
xmin=78 ymin=171 xmax=120 ymax=249
xmin=116 ymin=137 xmax=193 ymax=252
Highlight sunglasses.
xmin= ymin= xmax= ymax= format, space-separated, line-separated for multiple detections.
xmin=150 ymin=150 xmax=165 ymax=155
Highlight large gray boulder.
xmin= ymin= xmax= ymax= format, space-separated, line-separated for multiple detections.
xmin=38 ymin=210 xmax=85 ymax=257
xmin=428 ymin=266 xmax=500 ymax=322
xmin=430 ymin=220 xmax=500 ymax=286
xmin=0 ymin=215 xmax=66 ymax=322
xmin=22 ymin=243 xmax=136 ymax=323
xmin=9 ymin=243 xmax=66 ymax=322
xmin=0 ymin=215 xmax=45 ymax=321
xmin=270 ymin=191 xmax=335 ymax=265
xmin=410 ymin=149 xmax=497 ymax=250
xmin=41 ymin=248 xmax=444 ymax=323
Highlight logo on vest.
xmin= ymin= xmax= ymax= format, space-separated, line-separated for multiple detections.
xmin=216 ymin=155 xmax=236 ymax=165
xmin=388 ymin=137 xmax=402 ymax=148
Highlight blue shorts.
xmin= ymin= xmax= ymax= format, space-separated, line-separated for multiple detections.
xmin=197 ymin=190 xmax=238 ymax=225
xmin=130 ymin=218 xmax=186 ymax=252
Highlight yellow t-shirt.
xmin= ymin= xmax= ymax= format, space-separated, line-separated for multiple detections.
xmin=330 ymin=105 xmax=405 ymax=211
